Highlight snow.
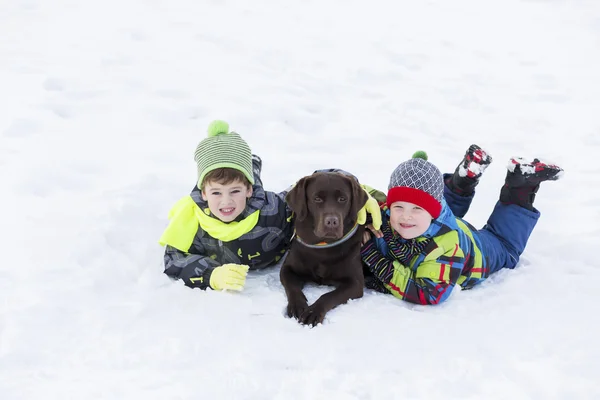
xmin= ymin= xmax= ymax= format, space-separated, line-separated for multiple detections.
xmin=2 ymin=0 xmax=600 ymax=398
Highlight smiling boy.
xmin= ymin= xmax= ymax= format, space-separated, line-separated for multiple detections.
xmin=361 ymin=147 xmax=564 ymax=304
xmin=159 ymin=120 xmax=294 ymax=291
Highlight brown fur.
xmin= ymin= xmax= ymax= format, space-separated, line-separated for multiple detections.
xmin=280 ymin=172 xmax=368 ymax=326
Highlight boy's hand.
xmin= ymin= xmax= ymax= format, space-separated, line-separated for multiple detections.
xmin=362 ymin=225 xmax=383 ymax=245
xmin=366 ymin=224 xmax=383 ymax=239
xmin=209 ymin=264 xmax=249 ymax=291
xmin=357 ymin=188 xmax=382 ymax=230
xmin=361 ymin=230 xmax=372 ymax=246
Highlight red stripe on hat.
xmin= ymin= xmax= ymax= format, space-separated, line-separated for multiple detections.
xmin=386 ymin=186 xmax=442 ymax=218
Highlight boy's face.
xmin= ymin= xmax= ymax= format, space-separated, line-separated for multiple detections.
xmin=201 ymin=180 xmax=253 ymax=222
xmin=389 ymin=201 xmax=433 ymax=239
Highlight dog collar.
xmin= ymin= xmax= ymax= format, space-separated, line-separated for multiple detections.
xmin=294 ymin=223 xmax=359 ymax=249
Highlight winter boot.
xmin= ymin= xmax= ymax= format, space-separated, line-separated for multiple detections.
xmin=499 ymin=157 xmax=564 ymax=211
xmin=446 ymin=144 xmax=493 ymax=196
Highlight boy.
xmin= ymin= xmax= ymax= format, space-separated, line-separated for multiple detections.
xmin=159 ymin=120 xmax=381 ymax=291
xmin=361 ymin=145 xmax=564 ymax=304
xmin=159 ymin=120 xmax=293 ymax=291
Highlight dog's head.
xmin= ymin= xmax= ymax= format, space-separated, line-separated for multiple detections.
xmin=286 ymin=172 xmax=368 ymax=240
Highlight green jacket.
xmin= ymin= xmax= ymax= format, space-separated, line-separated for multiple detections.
xmin=361 ymin=199 xmax=488 ymax=304
xmin=160 ymin=183 xmax=293 ymax=290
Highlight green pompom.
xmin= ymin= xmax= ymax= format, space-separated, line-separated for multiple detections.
xmin=412 ymin=150 xmax=428 ymax=160
xmin=207 ymin=120 xmax=229 ymax=137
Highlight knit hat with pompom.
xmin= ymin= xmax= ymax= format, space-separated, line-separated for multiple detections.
xmin=194 ymin=120 xmax=254 ymax=188
xmin=387 ymin=151 xmax=444 ymax=218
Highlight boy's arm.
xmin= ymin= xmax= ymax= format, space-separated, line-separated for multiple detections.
xmin=251 ymin=154 xmax=263 ymax=188
xmin=361 ymin=184 xmax=387 ymax=205
xmin=163 ymin=245 xmax=221 ymax=290
xmin=361 ymin=237 xmax=464 ymax=305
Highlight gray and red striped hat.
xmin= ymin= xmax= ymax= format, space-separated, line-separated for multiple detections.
xmin=387 ymin=152 xmax=444 ymax=218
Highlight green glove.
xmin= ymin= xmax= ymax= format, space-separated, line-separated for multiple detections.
xmin=209 ymin=264 xmax=249 ymax=291
xmin=357 ymin=185 xmax=382 ymax=231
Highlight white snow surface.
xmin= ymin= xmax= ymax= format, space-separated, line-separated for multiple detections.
xmin=2 ymin=0 xmax=600 ymax=399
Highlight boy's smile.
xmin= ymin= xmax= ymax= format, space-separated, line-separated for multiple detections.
xmin=399 ymin=222 xmax=416 ymax=229
xmin=219 ymin=207 xmax=235 ymax=216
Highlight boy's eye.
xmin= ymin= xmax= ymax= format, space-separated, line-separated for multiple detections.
xmin=231 ymin=190 xmax=241 ymax=194
xmin=211 ymin=192 xmax=221 ymax=196
xmin=314 ymin=197 xmax=323 ymax=203
xmin=338 ymin=196 xmax=347 ymax=202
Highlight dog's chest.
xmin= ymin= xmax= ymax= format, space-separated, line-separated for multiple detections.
xmin=313 ymin=262 xmax=331 ymax=282
xmin=310 ymin=261 xmax=347 ymax=285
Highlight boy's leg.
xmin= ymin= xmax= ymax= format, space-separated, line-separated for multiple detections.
xmin=478 ymin=203 xmax=540 ymax=274
xmin=480 ymin=157 xmax=563 ymax=274
xmin=443 ymin=178 xmax=474 ymax=219
xmin=444 ymin=144 xmax=493 ymax=218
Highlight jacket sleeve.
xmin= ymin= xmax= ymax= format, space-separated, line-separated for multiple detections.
xmin=360 ymin=234 xmax=465 ymax=305
xmin=164 ymin=245 xmax=221 ymax=290
xmin=273 ymin=190 xmax=294 ymax=243
xmin=251 ymin=154 xmax=263 ymax=188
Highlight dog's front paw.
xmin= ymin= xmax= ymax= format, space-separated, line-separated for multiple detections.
xmin=286 ymin=299 xmax=308 ymax=320
xmin=299 ymin=304 xmax=326 ymax=327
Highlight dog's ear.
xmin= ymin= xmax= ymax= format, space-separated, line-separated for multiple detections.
xmin=285 ymin=175 xmax=312 ymax=221
xmin=348 ymin=176 xmax=369 ymax=220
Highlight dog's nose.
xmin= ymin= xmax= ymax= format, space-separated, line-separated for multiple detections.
xmin=324 ymin=215 xmax=339 ymax=228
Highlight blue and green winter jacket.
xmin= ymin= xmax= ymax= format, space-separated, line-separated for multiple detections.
xmin=361 ymin=199 xmax=490 ymax=305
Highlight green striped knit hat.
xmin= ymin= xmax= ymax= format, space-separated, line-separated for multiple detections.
xmin=194 ymin=120 xmax=254 ymax=188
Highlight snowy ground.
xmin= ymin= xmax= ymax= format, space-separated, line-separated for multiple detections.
xmin=2 ymin=0 xmax=600 ymax=398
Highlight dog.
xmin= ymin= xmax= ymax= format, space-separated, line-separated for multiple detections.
xmin=280 ymin=171 xmax=368 ymax=326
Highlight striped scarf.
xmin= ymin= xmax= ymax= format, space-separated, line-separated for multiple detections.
xmin=382 ymin=221 xmax=431 ymax=266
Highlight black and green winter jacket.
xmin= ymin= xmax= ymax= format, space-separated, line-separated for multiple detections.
xmin=161 ymin=177 xmax=294 ymax=290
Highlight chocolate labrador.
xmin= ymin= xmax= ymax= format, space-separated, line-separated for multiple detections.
xmin=280 ymin=172 xmax=368 ymax=326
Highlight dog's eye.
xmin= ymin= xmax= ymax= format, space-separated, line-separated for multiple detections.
xmin=313 ymin=197 xmax=323 ymax=203
xmin=338 ymin=196 xmax=347 ymax=202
